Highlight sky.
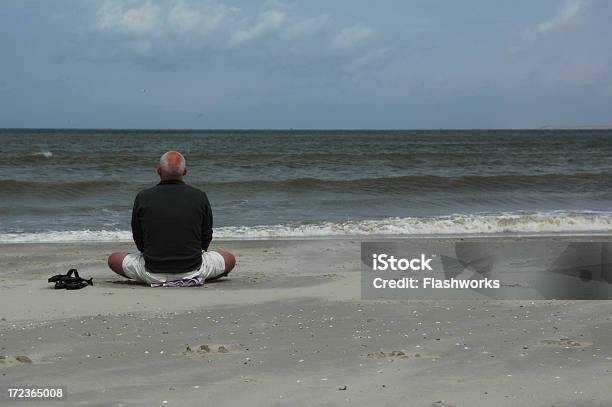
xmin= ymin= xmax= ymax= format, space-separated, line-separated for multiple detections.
xmin=0 ymin=0 xmax=611 ymax=129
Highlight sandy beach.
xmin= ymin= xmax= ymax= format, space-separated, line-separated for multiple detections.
xmin=1 ymin=236 xmax=612 ymax=406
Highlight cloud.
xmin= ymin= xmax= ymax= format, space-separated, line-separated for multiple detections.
xmin=94 ymin=0 xmax=237 ymax=37
xmin=514 ymin=0 xmax=588 ymax=51
xmin=537 ymin=0 xmax=584 ymax=33
xmin=167 ymin=1 xmax=237 ymax=35
xmin=91 ymin=1 xmax=372 ymax=51
xmin=95 ymin=1 xmax=160 ymax=36
xmin=228 ymin=10 xmax=286 ymax=47
xmin=81 ymin=1 xmax=380 ymax=69
xmin=285 ymin=14 xmax=330 ymax=38
xmin=331 ymin=25 xmax=374 ymax=50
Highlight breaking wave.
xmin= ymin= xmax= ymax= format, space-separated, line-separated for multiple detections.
xmin=1 ymin=211 xmax=611 ymax=243
xmin=33 ymin=151 xmax=53 ymax=158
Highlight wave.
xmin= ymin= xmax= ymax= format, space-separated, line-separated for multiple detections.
xmin=13 ymin=151 xmax=54 ymax=162
xmin=33 ymin=151 xmax=53 ymax=158
xmin=1 ymin=211 xmax=611 ymax=242
xmin=194 ymin=173 xmax=612 ymax=193
xmin=0 ymin=180 xmax=135 ymax=196
xmin=3 ymin=173 xmax=610 ymax=196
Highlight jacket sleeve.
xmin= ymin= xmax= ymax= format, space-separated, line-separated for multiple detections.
xmin=131 ymin=193 xmax=144 ymax=252
xmin=202 ymin=193 xmax=213 ymax=251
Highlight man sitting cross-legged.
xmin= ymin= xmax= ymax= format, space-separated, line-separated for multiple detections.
xmin=107 ymin=151 xmax=235 ymax=286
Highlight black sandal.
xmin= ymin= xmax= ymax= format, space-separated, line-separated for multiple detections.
xmin=48 ymin=268 xmax=76 ymax=283
xmin=48 ymin=269 xmax=93 ymax=290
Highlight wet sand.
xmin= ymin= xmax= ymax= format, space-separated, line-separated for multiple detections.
xmin=1 ymin=238 xmax=612 ymax=406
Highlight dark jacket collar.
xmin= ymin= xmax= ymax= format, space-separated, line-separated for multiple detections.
xmin=158 ymin=179 xmax=185 ymax=185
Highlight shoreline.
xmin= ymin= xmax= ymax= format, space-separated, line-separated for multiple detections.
xmin=2 ymin=229 xmax=612 ymax=245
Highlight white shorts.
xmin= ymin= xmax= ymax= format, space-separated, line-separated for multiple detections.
xmin=122 ymin=251 xmax=226 ymax=285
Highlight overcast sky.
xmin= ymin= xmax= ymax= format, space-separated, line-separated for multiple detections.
xmin=1 ymin=0 xmax=611 ymax=129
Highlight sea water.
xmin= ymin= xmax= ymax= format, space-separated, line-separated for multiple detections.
xmin=1 ymin=129 xmax=612 ymax=242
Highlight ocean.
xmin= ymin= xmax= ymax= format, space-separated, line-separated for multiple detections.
xmin=1 ymin=129 xmax=612 ymax=242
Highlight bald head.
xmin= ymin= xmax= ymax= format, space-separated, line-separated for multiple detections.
xmin=157 ymin=151 xmax=187 ymax=180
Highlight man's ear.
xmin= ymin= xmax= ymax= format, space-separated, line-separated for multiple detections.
xmin=183 ymin=167 xmax=188 ymax=177
xmin=156 ymin=165 xmax=162 ymax=177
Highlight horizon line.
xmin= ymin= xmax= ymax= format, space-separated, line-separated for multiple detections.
xmin=2 ymin=126 xmax=612 ymax=132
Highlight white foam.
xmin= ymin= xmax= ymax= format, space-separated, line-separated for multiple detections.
xmin=2 ymin=211 xmax=612 ymax=243
xmin=32 ymin=151 xmax=53 ymax=158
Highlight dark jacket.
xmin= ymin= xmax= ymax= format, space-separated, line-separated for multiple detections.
xmin=131 ymin=179 xmax=213 ymax=274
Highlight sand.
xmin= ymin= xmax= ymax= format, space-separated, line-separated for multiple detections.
xmin=1 ymin=237 xmax=612 ymax=406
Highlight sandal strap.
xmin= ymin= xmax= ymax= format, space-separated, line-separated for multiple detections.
xmin=49 ymin=269 xmax=92 ymax=288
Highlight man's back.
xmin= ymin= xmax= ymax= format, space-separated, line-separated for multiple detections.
xmin=131 ymin=180 xmax=213 ymax=274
